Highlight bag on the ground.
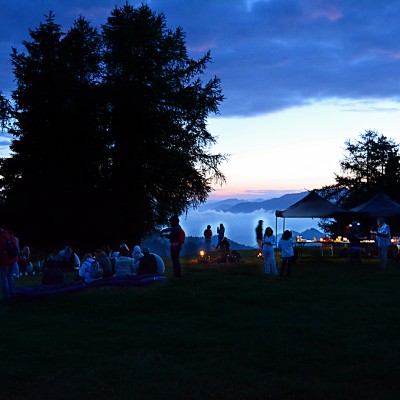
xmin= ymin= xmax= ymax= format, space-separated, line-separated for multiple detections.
xmin=89 ymin=259 xmax=103 ymax=279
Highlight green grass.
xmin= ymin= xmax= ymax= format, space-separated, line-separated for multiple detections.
xmin=1 ymin=250 xmax=400 ymax=400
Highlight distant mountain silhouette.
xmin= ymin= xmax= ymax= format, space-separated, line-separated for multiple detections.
xmin=200 ymin=192 xmax=308 ymax=213
xmin=198 ymin=198 xmax=249 ymax=212
xmin=287 ymin=228 xmax=324 ymax=241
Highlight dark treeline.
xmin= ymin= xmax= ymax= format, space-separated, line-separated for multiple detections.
xmin=0 ymin=3 xmax=227 ymax=250
xmin=317 ymin=129 xmax=400 ymax=236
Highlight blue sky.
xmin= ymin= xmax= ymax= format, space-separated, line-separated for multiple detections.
xmin=1 ymin=0 xmax=400 ymax=201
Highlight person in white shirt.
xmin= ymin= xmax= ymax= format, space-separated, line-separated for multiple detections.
xmin=262 ymin=227 xmax=277 ymax=275
xmin=372 ymin=217 xmax=391 ymax=269
xmin=78 ymin=253 xmax=103 ymax=284
xmin=278 ymin=230 xmax=294 ymax=277
xmin=114 ymin=247 xmax=135 ymax=277
xmin=132 ymin=245 xmax=144 ymax=273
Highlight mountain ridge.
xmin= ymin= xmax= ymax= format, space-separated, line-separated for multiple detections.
xmin=199 ymin=191 xmax=309 ymax=213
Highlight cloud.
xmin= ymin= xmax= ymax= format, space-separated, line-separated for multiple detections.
xmin=182 ymin=207 xmax=320 ymax=246
xmin=1 ymin=1 xmax=400 ymax=117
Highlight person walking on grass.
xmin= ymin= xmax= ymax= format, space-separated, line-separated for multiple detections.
xmin=278 ymin=230 xmax=294 ymax=277
xmin=262 ymin=226 xmax=277 ymax=276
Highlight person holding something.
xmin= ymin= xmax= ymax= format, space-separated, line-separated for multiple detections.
xmin=161 ymin=215 xmax=184 ymax=278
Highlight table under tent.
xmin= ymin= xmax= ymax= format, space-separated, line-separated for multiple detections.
xmin=275 ymin=191 xmax=400 ymax=258
xmin=275 ymin=191 xmax=350 ymax=256
xmin=275 ymin=190 xmax=348 ymax=235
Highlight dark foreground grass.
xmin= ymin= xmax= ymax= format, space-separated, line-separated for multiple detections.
xmin=1 ymin=251 xmax=400 ymax=400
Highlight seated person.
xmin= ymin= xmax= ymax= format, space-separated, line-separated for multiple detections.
xmin=109 ymin=243 xmax=130 ymax=272
xmin=220 ymin=237 xmax=230 ymax=251
xmin=220 ymin=237 xmax=231 ymax=263
xmin=42 ymin=259 xmax=64 ymax=285
xmin=79 ymin=253 xmax=103 ymax=283
xmin=153 ymin=253 xmax=166 ymax=275
xmin=18 ymin=245 xmax=31 ymax=276
xmin=114 ymin=247 xmax=135 ymax=277
xmin=58 ymin=246 xmax=80 ymax=271
xmin=47 ymin=248 xmax=61 ymax=261
xmin=132 ymin=245 xmax=144 ymax=273
xmin=138 ymin=247 xmax=158 ymax=275
xmin=95 ymin=249 xmax=113 ymax=278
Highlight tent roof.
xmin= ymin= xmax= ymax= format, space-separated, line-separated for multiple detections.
xmin=349 ymin=193 xmax=400 ymax=217
xmin=275 ymin=191 xmax=347 ymax=218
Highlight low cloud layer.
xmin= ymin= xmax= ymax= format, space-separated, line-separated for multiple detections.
xmin=182 ymin=208 xmax=320 ymax=246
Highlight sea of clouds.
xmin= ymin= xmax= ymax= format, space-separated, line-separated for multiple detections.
xmin=180 ymin=208 xmax=321 ymax=247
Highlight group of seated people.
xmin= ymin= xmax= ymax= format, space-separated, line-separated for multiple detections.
xmin=41 ymin=244 xmax=165 ymax=285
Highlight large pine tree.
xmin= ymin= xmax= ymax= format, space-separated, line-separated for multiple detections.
xmin=101 ymin=3 xmax=225 ymax=244
xmin=317 ymin=130 xmax=400 ymax=236
xmin=318 ymin=129 xmax=400 ymax=208
xmin=0 ymin=4 xmax=226 ymax=250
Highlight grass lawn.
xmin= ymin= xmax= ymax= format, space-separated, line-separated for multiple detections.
xmin=1 ymin=250 xmax=400 ymax=400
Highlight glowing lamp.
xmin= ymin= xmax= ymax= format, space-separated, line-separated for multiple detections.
xmin=199 ymin=250 xmax=205 ymax=258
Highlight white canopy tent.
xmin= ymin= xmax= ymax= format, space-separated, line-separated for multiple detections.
xmin=275 ymin=191 xmax=348 ymax=240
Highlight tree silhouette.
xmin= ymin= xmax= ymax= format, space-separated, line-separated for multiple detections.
xmin=318 ymin=130 xmax=400 ymax=208
xmin=317 ymin=129 xmax=400 ymax=236
xmin=0 ymin=4 xmax=226 ymax=250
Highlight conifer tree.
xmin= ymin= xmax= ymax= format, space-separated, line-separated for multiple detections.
xmin=318 ymin=130 xmax=400 ymax=208
xmin=317 ymin=130 xmax=400 ymax=236
xmin=0 ymin=12 xmax=105 ymax=246
xmin=101 ymin=3 xmax=226 ymax=242
xmin=0 ymin=4 xmax=226 ymax=248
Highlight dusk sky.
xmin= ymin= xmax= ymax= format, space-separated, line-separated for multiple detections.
xmin=1 ymin=1 xmax=400 ymax=202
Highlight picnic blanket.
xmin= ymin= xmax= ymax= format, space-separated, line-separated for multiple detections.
xmin=15 ymin=274 xmax=166 ymax=298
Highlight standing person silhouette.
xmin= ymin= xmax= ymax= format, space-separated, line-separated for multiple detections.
xmin=215 ymin=223 xmax=225 ymax=249
xmin=347 ymin=221 xmax=361 ymax=265
xmin=0 ymin=229 xmax=19 ymax=301
xmin=262 ymin=227 xmax=277 ymax=276
xmin=162 ymin=215 xmax=184 ymax=278
xmin=256 ymin=220 xmax=263 ymax=249
xmin=203 ymin=225 xmax=213 ymax=253
xmin=371 ymin=217 xmax=391 ymax=269
xmin=278 ymin=230 xmax=294 ymax=277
